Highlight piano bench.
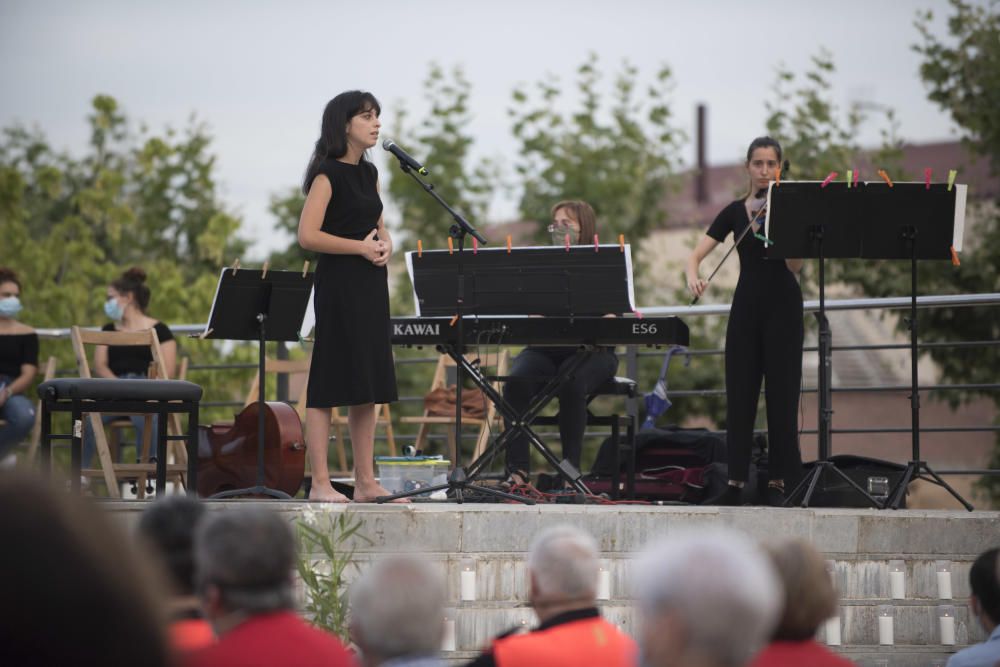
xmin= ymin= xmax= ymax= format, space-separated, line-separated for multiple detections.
xmin=534 ymin=376 xmax=638 ymax=500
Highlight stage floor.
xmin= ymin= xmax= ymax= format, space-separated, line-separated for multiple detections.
xmin=106 ymin=501 xmax=999 ymax=666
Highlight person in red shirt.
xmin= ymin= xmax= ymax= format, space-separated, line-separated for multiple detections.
xmin=749 ymin=539 xmax=853 ymax=667
xmin=185 ymin=507 xmax=355 ymax=667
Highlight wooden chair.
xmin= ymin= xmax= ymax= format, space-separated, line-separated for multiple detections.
xmin=106 ymin=356 xmax=188 ymax=464
xmin=401 ymin=350 xmax=509 ymax=466
xmin=243 ymin=357 xmax=395 ymax=477
xmin=70 ymin=326 xmax=187 ymax=497
xmin=25 ymin=356 xmax=58 ymax=463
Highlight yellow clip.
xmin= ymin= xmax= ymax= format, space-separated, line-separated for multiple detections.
xmin=846 ymin=170 xmax=853 ymax=188
xmin=947 ymin=169 xmax=958 ymax=191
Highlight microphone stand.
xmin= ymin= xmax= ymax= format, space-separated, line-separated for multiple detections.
xmin=378 ymin=160 xmax=529 ymax=504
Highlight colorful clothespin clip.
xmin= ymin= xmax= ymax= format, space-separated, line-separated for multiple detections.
xmin=947 ymin=169 xmax=957 ymax=191
xmin=198 ymin=327 xmax=214 ymax=340
xmin=506 ymin=235 xmax=512 ymax=254
xmin=565 ymin=234 xmax=571 ymax=252
xmin=950 ymin=245 xmax=961 ymax=266
xmin=618 ymin=234 xmax=625 ymax=252
xmin=447 ymin=237 xmax=454 ymax=255
xmin=775 ymin=166 xmax=782 ymax=186
xmin=877 ymin=169 xmax=894 ymax=187
xmin=417 ymin=240 xmax=423 ymax=258
xmin=449 ymin=314 xmax=459 ymax=327
xmin=230 ymin=258 xmax=240 ymax=275
xmin=924 ymin=167 xmax=932 ymax=190
xmin=302 ymin=260 xmax=310 ymax=277
xmin=261 ymin=260 xmax=269 ymax=280
xmin=853 ymin=168 xmax=860 ymax=187
xmin=846 ymin=170 xmax=853 ymax=189
xmin=473 ymin=236 xmax=478 ymax=254
xmin=594 ymin=234 xmax=600 ymax=252
xmin=821 ymin=172 xmax=838 ymax=188
xmin=633 ymin=309 xmax=644 ymax=319
xmin=754 ymin=232 xmax=774 ymax=247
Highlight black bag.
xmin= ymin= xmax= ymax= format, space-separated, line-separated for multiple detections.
xmin=795 ymin=455 xmax=907 ymax=508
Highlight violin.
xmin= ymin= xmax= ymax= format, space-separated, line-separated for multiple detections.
xmin=197 ymin=401 xmax=306 ymax=497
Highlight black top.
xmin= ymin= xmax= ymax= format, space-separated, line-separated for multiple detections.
xmin=101 ymin=321 xmax=175 ymax=377
xmin=706 ymin=199 xmax=793 ymax=282
xmin=319 ymin=158 xmax=383 ymax=241
xmin=463 ymin=608 xmax=601 ymax=667
xmin=0 ymin=332 xmax=39 ymax=378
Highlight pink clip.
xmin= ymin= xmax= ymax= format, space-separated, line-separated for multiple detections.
xmin=853 ymin=168 xmax=859 ymax=187
xmin=594 ymin=234 xmax=599 ymax=252
xmin=565 ymin=234 xmax=570 ymax=252
xmin=924 ymin=167 xmax=932 ymax=190
xmin=633 ymin=309 xmax=643 ymax=319
xmin=473 ymin=236 xmax=478 ymax=254
xmin=821 ymin=172 xmax=838 ymax=188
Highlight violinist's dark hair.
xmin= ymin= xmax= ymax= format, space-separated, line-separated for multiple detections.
xmin=746 ymin=136 xmax=782 ymax=164
xmin=302 ymin=91 xmax=381 ymax=195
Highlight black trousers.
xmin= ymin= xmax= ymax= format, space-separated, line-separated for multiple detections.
xmin=502 ymin=347 xmax=618 ymax=474
xmin=724 ymin=286 xmax=804 ymax=483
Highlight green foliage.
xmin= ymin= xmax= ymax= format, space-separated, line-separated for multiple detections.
xmin=384 ymin=64 xmax=499 ymax=249
xmin=0 ymin=95 xmax=256 ymax=425
xmin=265 ymin=187 xmax=309 ymax=269
xmin=295 ymin=511 xmax=370 ymax=642
xmin=508 ymin=53 xmax=685 ymax=248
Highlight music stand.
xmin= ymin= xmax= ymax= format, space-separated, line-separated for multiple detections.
xmin=383 ymin=245 xmax=637 ymax=502
xmin=198 ymin=268 xmax=313 ymax=499
xmin=767 ymin=180 xmax=971 ymax=510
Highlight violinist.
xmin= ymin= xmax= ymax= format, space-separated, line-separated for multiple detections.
xmin=685 ymin=137 xmax=804 ymax=506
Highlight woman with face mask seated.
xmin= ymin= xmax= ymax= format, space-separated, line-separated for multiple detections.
xmin=0 ymin=267 xmax=39 ymax=465
xmin=82 ymin=267 xmax=177 ymax=469
xmin=501 ymin=201 xmax=619 ymax=488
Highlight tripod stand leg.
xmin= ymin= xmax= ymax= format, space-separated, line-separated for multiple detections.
xmin=916 ymin=465 xmax=974 ymax=512
xmin=887 ymin=463 xmax=917 ymax=510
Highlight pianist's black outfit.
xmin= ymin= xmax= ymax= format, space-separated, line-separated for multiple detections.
xmin=707 ymin=200 xmax=803 ymax=485
xmin=503 ymin=346 xmax=618 ymax=477
xmin=306 ymin=158 xmax=397 ymax=408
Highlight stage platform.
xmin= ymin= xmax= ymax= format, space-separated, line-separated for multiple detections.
xmin=107 ymin=502 xmax=999 ymax=666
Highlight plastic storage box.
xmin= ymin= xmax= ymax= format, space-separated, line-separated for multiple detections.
xmin=375 ymin=455 xmax=451 ymax=497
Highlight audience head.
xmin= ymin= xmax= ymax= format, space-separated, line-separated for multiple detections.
xmin=969 ymin=547 xmax=1000 ymax=631
xmin=0 ymin=267 xmax=23 ymax=319
xmin=138 ymin=495 xmax=207 ymax=597
xmin=527 ymin=524 xmax=600 ymax=617
xmin=763 ymin=539 xmax=838 ymax=641
xmin=550 ymin=200 xmax=597 ymax=245
xmin=350 ymin=554 xmax=446 ymax=665
xmin=194 ymin=507 xmax=296 ymax=627
xmin=634 ymin=528 xmax=780 ymax=667
xmin=108 ymin=266 xmax=151 ymax=319
xmin=0 ymin=472 xmax=168 ymax=666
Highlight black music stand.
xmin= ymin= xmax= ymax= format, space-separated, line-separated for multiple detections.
xmin=198 ymin=268 xmax=313 ymax=499
xmin=767 ymin=180 xmax=971 ymax=510
xmin=384 ymin=245 xmax=637 ymax=502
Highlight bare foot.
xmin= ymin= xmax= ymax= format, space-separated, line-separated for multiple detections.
xmin=353 ymin=482 xmax=410 ymax=504
xmin=308 ymin=484 xmax=350 ymax=503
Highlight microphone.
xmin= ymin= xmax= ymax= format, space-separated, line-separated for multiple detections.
xmin=382 ymin=139 xmax=428 ymax=175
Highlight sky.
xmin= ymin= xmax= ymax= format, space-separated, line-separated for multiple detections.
xmin=0 ymin=0 xmax=968 ymax=258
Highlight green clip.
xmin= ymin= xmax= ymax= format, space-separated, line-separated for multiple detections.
xmin=947 ymin=169 xmax=958 ymax=191
xmin=846 ymin=170 xmax=853 ymax=188
xmin=754 ymin=232 xmax=774 ymax=247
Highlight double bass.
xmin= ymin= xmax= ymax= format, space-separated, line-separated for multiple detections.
xmin=197 ymin=401 xmax=305 ymax=497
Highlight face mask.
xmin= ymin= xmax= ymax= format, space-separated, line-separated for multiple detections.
xmin=104 ymin=298 xmax=125 ymax=321
xmin=0 ymin=296 xmax=22 ymax=318
xmin=547 ymin=224 xmax=580 ymax=246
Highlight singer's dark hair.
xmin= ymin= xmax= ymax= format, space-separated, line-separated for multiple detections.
xmin=745 ymin=136 xmax=782 ymax=163
xmin=302 ymin=91 xmax=381 ymax=195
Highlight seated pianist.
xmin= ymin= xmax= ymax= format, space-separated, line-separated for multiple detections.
xmin=502 ymin=200 xmax=618 ymax=488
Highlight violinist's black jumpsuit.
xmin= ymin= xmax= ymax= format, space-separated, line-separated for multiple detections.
xmin=707 ymin=199 xmax=804 ymax=482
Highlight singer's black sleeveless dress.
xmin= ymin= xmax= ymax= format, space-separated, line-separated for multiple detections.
xmin=306 ymin=158 xmax=397 ymax=408
xmin=707 ymin=198 xmax=803 ymax=483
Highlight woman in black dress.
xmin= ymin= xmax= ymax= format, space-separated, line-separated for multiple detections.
xmin=685 ymin=137 xmax=804 ymax=505
xmin=0 ymin=267 xmax=38 ymax=462
xmin=298 ymin=91 xmax=398 ymax=502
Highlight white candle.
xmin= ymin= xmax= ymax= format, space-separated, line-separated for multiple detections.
xmin=878 ymin=615 xmax=894 ymax=645
xmin=460 ymin=568 xmax=476 ymax=601
xmin=597 ymin=567 xmax=611 ymax=600
xmin=890 ymin=570 xmax=905 ymax=599
xmin=939 ymin=615 xmax=955 ymax=645
xmin=825 ymin=616 xmax=841 ymax=646
xmin=441 ymin=617 xmax=456 ymax=651
xmin=937 ymin=570 xmax=953 ymax=599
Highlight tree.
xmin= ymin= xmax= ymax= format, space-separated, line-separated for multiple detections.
xmin=508 ymin=53 xmax=685 ymax=248
xmin=0 ymin=95 xmax=255 ymax=425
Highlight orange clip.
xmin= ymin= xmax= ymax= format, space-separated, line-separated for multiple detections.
xmin=618 ymin=234 xmax=625 ymax=252
xmin=950 ymin=246 xmax=961 ymax=266
xmin=449 ymin=314 xmax=459 ymax=327
xmin=775 ymin=167 xmax=782 ymax=186
xmin=594 ymin=234 xmax=599 ymax=251
xmin=878 ymin=169 xmax=894 ymax=187
xmin=417 ymin=239 xmax=423 ymax=258
xmin=506 ymin=235 xmax=512 ymax=254
xmin=448 ymin=237 xmax=454 ymax=255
